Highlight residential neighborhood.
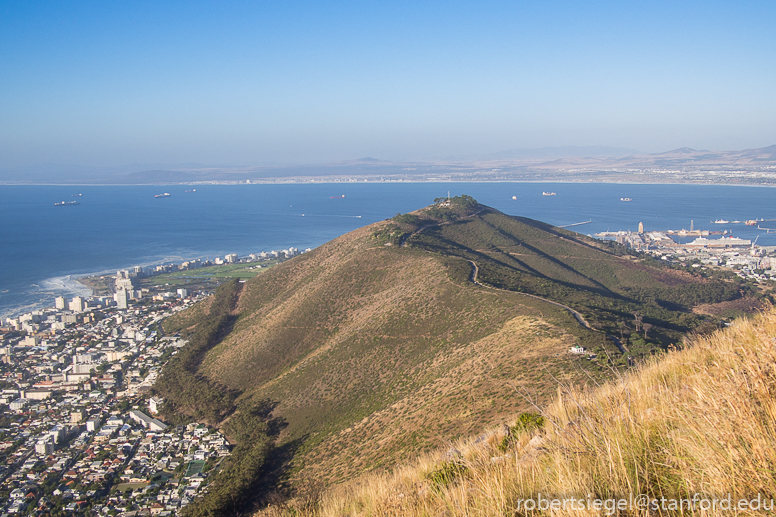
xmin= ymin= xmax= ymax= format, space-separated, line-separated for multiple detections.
xmin=0 ymin=268 xmax=237 ymax=516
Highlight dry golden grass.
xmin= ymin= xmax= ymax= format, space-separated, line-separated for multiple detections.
xmin=260 ymin=305 xmax=776 ymax=516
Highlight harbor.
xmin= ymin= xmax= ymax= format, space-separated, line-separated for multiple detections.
xmin=594 ymin=221 xmax=776 ymax=282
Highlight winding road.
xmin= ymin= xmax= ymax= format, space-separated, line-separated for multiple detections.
xmin=395 ymin=208 xmax=627 ymax=355
xmin=467 ymin=260 xmax=628 ymax=354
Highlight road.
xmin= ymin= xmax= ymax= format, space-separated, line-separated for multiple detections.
xmin=467 ymin=260 xmax=628 ymax=354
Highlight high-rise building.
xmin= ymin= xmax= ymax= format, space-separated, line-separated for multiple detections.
xmin=68 ymin=297 xmax=84 ymax=313
xmin=55 ymin=296 xmax=66 ymax=310
xmin=35 ymin=438 xmax=54 ymax=456
xmin=115 ymin=288 xmax=129 ymax=310
xmin=116 ymin=276 xmax=134 ymax=291
xmin=638 ymin=222 xmax=644 ymax=234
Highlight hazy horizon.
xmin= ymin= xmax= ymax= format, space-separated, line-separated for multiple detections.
xmin=2 ymin=1 xmax=775 ymax=174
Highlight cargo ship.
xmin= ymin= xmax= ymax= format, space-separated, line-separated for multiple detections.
xmin=154 ymin=193 xmax=171 ymax=198
xmin=542 ymin=192 xmax=556 ymax=196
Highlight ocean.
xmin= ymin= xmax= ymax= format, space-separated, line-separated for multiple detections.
xmin=1 ymin=182 xmax=774 ymax=318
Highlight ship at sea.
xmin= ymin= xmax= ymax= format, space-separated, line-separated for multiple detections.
xmin=330 ymin=194 xmax=345 ymax=199
xmin=54 ymin=201 xmax=80 ymax=206
xmin=542 ymin=192 xmax=556 ymax=196
xmin=154 ymin=193 xmax=171 ymax=198
xmin=620 ymin=197 xmax=632 ymax=202
xmin=184 ymin=189 xmax=196 ymax=193
xmin=713 ymin=219 xmax=729 ymax=224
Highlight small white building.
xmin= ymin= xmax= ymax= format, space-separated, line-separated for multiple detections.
xmin=148 ymin=396 xmax=164 ymax=414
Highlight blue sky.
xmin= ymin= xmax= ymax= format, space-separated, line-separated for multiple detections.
xmin=1 ymin=0 xmax=774 ymax=168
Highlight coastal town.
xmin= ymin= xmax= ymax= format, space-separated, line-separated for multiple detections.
xmin=595 ymin=222 xmax=776 ymax=283
xmin=0 ymin=249 xmax=304 ymax=516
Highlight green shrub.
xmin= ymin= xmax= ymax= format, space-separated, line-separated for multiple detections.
xmin=513 ymin=411 xmax=545 ymax=432
xmin=425 ymin=460 xmax=469 ymax=489
xmin=498 ymin=412 xmax=545 ymax=452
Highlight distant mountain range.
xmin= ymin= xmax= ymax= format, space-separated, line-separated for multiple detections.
xmin=2 ymin=144 xmax=775 ymax=184
xmin=478 ymin=145 xmax=642 ymax=160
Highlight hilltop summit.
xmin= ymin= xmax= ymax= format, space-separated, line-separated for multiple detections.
xmin=155 ymin=197 xmax=744 ymax=515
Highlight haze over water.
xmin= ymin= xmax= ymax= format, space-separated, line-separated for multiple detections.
xmin=1 ymin=182 xmax=774 ymax=318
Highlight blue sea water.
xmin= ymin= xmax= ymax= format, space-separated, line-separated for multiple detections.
xmin=1 ymin=182 xmax=774 ymax=318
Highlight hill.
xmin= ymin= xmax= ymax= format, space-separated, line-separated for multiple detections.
xmin=154 ymin=196 xmax=749 ymax=514
xmin=265 ymin=305 xmax=776 ymax=517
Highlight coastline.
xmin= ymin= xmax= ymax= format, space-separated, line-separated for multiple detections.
xmin=0 ymin=274 xmax=92 ymax=320
xmin=2 ymin=181 xmax=775 ymax=320
xmin=2 ymin=178 xmax=776 ymax=187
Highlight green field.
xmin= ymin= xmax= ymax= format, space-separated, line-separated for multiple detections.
xmin=138 ymin=261 xmax=280 ymax=289
xmin=78 ymin=260 xmax=283 ymax=295
xmin=184 ymin=460 xmax=206 ymax=478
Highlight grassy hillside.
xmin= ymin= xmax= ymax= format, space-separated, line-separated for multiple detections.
xmin=155 ymin=196 xmax=750 ymax=513
xmin=401 ymin=204 xmax=743 ymax=360
xmin=197 ymin=223 xmax=609 ymax=485
xmin=264 ymin=305 xmax=776 ymax=517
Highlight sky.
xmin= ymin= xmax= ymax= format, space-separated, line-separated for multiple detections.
xmin=1 ymin=0 xmax=775 ymax=170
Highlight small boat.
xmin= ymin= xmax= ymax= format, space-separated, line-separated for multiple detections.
xmin=542 ymin=192 xmax=556 ymax=196
xmin=731 ymin=220 xmax=742 ymax=224
xmin=154 ymin=193 xmax=171 ymax=198
xmin=330 ymin=194 xmax=345 ymax=199
xmin=72 ymin=193 xmax=82 ymax=197
xmin=713 ymin=219 xmax=729 ymax=224
xmin=184 ymin=189 xmax=196 ymax=193
xmin=511 ymin=195 xmax=517 ymax=200
xmin=620 ymin=197 xmax=632 ymax=202
xmin=745 ymin=220 xmax=758 ymax=226
xmin=54 ymin=201 xmax=80 ymax=206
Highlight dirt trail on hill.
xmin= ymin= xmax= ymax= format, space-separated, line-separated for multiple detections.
xmin=467 ymin=260 xmax=629 ymax=354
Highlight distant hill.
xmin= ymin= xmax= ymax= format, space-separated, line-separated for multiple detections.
xmin=482 ymin=145 xmax=641 ymax=160
xmin=155 ymin=197 xmax=750 ymax=515
xmin=4 ymin=144 xmax=776 ymax=184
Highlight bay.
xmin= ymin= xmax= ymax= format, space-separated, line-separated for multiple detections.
xmin=1 ymin=182 xmax=774 ymax=318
